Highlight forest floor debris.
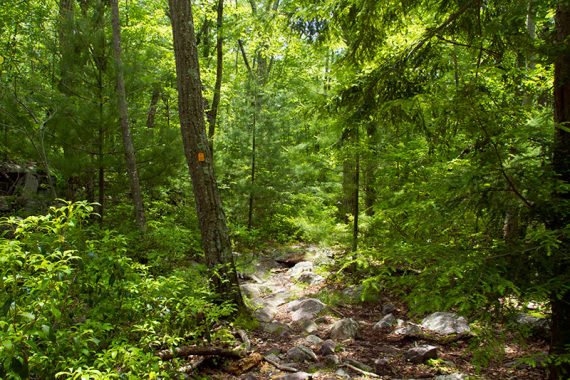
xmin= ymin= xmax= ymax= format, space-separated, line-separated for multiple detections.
xmin=188 ymin=244 xmax=548 ymax=379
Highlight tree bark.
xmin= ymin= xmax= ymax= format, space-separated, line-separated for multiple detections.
xmin=549 ymin=1 xmax=570 ymax=379
xmin=206 ymin=0 xmax=224 ymax=153
xmin=168 ymin=0 xmax=244 ymax=309
xmin=110 ymin=0 xmax=146 ymax=231
xmin=146 ymin=84 xmax=161 ymax=129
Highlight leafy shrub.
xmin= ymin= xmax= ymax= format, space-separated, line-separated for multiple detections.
xmin=0 ymin=201 xmax=236 ymax=379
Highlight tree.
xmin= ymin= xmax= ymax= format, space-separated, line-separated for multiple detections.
xmin=549 ymin=1 xmax=570 ymax=377
xmin=168 ymin=0 xmax=243 ymax=308
xmin=110 ymin=0 xmax=146 ymax=231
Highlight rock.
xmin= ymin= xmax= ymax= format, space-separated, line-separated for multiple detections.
xmin=335 ymin=368 xmax=350 ymax=379
xmin=434 ymin=374 xmax=468 ymax=380
xmin=261 ymin=321 xmax=291 ymax=336
xmin=288 ymin=298 xmax=326 ymax=322
xmin=374 ymin=357 xmax=391 ymax=375
xmin=393 ymin=321 xmax=421 ymax=337
xmin=264 ymin=353 xmax=281 ymax=363
xmin=287 ymin=261 xmax=313 ymax=278
xmin=320 ymin=339 xmax=336 ymax=356
xmin=421 ymin=312 xmax=470 ymax=336
xmin=297 ymin=319 xmax=319 ymax=334
xmin=324 ymin=354 xmax=340 ymax=365
xmin=404 ymin=345 xmax=438 ymax=363
xmin=253 ymin=306 xmax=276 ymax=323
xmin=373 ymin=313 xmax=397 ymax=331
xmin=514 ymin=313 xmax=550 ymax=339
xmin=286 ymin=345 xmax=318 ymax=363
xmin=305 ymin=334 xmax=323 ymax=346
xmin=297 ymin=272 xmax=325 ymax=285
xmin=345 ymin=358 xmax=374 ymax=373
xmin=274 ymin=372 xmax=311 ymax=380
xmin=264 ymin=290 xmax=291 ymax=308
xmin=330 ymin=318 xmax=359 ymax=340
xmin=382 ymin=303 xmax=396 ymax=315
xmin=241 ymin=283 xmax=262 ymax=299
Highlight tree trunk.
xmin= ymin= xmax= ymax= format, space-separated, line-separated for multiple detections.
xmin=549 ymin=1 xmax=570 ymax=379
xmin=146 ymin=84 xmax=161 ymax=129
xmin=168 ymin=0 xmax=244 ymax=309
xmin=206 ymin=0 xmax=224 ymax=154
xmin=110 ymin=0 xmax=146 ymax=231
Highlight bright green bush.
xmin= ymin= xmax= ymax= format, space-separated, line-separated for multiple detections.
xmin=0 ymin=201 xmax=236 ymax=379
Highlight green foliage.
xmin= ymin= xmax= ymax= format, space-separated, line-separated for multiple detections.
xmin=0 ymin=202 xmax=236 ymax=378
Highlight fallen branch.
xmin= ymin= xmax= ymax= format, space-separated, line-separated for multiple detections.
xmin=157 ymin=345 xmax=244 ymax=360
xmin=236 ymin=329 xmax=251 ymax=352
xmin=342 ymin=362 xmax=380 ymax=378
xmin=263 ymin=355 xmax=300 ymax=373
xmin=178 ymin=357 xmax=205 ymax=374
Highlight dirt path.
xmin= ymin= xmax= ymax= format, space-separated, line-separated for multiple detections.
xmin=203 ymin=244 xmax=548 ymax=379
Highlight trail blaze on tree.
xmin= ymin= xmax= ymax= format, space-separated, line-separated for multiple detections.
xmin=168 ymin=0 xmax=243 ymax=309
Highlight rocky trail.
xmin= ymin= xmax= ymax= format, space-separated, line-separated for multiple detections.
xmin=187 ymin=245 xmax=548 ymax=379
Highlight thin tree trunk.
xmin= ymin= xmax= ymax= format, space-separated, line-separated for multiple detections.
xmin=168 ymin=0 xmax=244 ymax=309
xmin=146 ymin=85 xmax=161 ymax=128
xmin=549 ymin=2 xmax=570 ymax=379
xmin=248 ymin=93 xmax=256 ymax=230
xmin=206 ymin=0 xmax=224 ymax=153
xmin=110 ymin=0 xmax=146 ymax=231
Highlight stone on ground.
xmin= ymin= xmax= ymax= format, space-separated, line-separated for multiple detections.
xmin=404 ymin=345 xmax=438 ymax=363
xmin=330 ymin=318 xmax=359 ymax=340
xmin=421 ymin=312 xmax=470 ymax=335
xmin=319 ymin=339 xmax=336 ymax=355
xmin=287 ymin=261 xmax=313 ymax=278
xmin=287 ymin=298 xmax=326 ymax=322
xmin=394 ymin=321 xmax=421 ymax=337
xmin=274 ymin=372 xmax=312 ymax=380
xmin=374 ymin=313 xmax=397 ymax=331
xmin=286 ymin=345 xmax=318 ymax=363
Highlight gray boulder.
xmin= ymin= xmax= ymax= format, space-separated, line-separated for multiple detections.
xmin=330 ymin=318 xmax=359 ymax=340
xmin=394 ymin=321 xmax=421 ymax=337
xmin=373 ymin=313 xmax=397 ymax=331
xmin=404 ymin=345 xmax=438 ymax=363
xmin=261 ymin=321 xmax=291 ymax=336
xmin=253 ymin=306 xmax=276 ymax=323
xmin=297 ymin=272 xmax=325 ymax=285
xmin=287 ymin=261 xmax=313 ymax=278
xmin=421 ymin=312 xmax=470 ymax=335
xmin=434 ymin=374 xmax=469 ymax=380
xmin=514 ymin=313 xmax=550 ymax=339
xmin=320 ymin=339 xmax=336 ymax=355
xmin=305 ymin=334 xmax=323 ymax=346
xmin=286 ymin=345 xmax=318 ymax=363
xmin=288 ymin=298 xmax=326 ymax=322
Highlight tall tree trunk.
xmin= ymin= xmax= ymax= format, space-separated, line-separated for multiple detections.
xmin=549 ymin=1 xmax=570 ymax=379
xmin=146 ymin=84 xmax=161 ymax=129
xmin=206 ymin=0 xmax=224 ymax=153
xmin=110 ymin=0 xmax=146 ymax=231
xmin=168 ymin=0 xmax=244 ymax=309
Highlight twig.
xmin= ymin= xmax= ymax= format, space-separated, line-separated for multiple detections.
xmin=263 ymin=355 xmax=300 ymax=373
xmin=236 ymin=329 xmax=251 ymax=352
xmin=342 ymin=362 xmax=380 ymax=378
xmin=157 ymin=345 xmax=244 ymax=360
xmin=178 ymin=357 xmax=205 ymax=373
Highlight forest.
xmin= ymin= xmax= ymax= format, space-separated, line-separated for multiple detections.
xmin=0 ymin=0 xmax=569 ymax=378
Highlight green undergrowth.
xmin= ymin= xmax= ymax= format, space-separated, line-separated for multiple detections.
xmin=0 ymin=201 xmax=237 ymax=379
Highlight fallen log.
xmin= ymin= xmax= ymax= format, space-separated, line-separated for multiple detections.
xmin=157 ymin=345 xmax=244 ymax=360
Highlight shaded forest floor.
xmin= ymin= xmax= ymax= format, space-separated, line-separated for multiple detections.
xmin=192 ymin=244 xmax=548 ymax=379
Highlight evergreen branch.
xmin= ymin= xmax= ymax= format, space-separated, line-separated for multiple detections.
xmin=405 ymin=0 xmax=477 ymax=62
